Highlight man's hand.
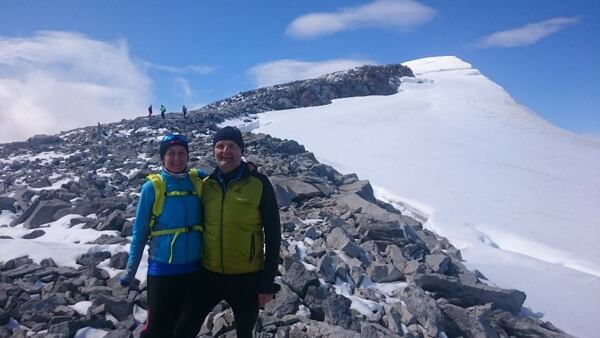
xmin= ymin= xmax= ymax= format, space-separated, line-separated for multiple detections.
xmin=258 ymin=293 xmax=274 ymax=306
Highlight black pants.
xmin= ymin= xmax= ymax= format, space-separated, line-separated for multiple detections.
xmin=173 ymin=267 xmax=260 ymax=338
xmin=140 ymin=272 xmax=194 ymax=338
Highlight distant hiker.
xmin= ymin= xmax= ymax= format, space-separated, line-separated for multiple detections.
xmin=160 ymin=104 xmax=166 ymax=119
xmin=182 ymin=105 xmax=187 ymax=119
xmin=174 ymin=126 xmax=281 ymax=338
xmin=1 ymin=176 xmax=12 ymax=192
xmin=120 ymin=133 xmax=205 ymax=338
xmin=97 ymin=122 xmax=108 ymax=137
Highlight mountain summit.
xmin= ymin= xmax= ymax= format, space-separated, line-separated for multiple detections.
xmin=252 ymin=56 xmax=600 ymax=338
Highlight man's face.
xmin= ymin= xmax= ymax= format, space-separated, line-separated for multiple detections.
xmin=214 ymin=140 xmax=242 ymax=174
xmin=163 ymin=145 xmax=188 ymax=173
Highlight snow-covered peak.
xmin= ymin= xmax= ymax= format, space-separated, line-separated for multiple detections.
xmin=252 ymin=55 xmax=600 ymax=338
xmin=402 ymin=55 xmax=473 ymax=75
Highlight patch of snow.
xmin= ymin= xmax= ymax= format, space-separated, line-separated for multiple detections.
xmin=71 ymin=301 xmax=93 ymax=315
xmin=74 ymin=327 xmax=109 ymax=338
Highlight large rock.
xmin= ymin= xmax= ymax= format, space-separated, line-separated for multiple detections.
xmin=359 ymin=221 xmax=405 ymax=242
xmin=91 ymin=295 xmax=135 ymax=321
xmin=385 ymin=244 xmax=407 ymax=270
xmin=273 ymin=139 xmax=306 ymax=155
xmin=0 ymin=197 xmax=16 ymax=213
xmin=1 ymin=263 xmax=43 ymax=279
xmin=360 ymin=322 xmax=403 ymax=338
xmin=304 ymin=286 xmax=329 ymax=321
xmin=21 ymin=230 xmax=45 ymax=239
xmin=76 ymin=251 xmax=112 ymax=267
xmin=2 ymin=255 xmax=32 ymax=270
xmin=401 ymin=285 xmax=445 ymax=337
xmin=281 ymin=258 xmax=320 ymax=297
xmin=271 ymin=176 xmax=324 ymax=206
xmin=0 ymin=308 xmax=9 ymax=325
xmin=488 ymin=309 xmax=574 ymax=338
xmin=325 ymin=228 xmax=367 ymax=263
xmin=335 ymin=193 xmax=395 ymax=221
xmin=18 ymin=294 xmax=68 ymax=324
xmin=367 ymin=264 xmax=404 ymax=283
xmin=323 ymin=293 xmax=359 ymax=331
xmin=439 ymin=303 xmax=499 ymax=338
xmin=47 ymin=319 xmax=114 ymax=336
xmin=424 ymin=254 xmax=450 ymax=274
xmin=338 ymin=179 xmax=377 ymax=203
xmin=263 ymin=283 xmax=300 ymax=317
xmin=310 ymin=163 xmax=341 ymax=183
xmin=300 ymin=319 xmax=363 ymax=338
xmin=413 ymin=273 xmax=526 ymax=314
xmin=87 ymin=234 xmax=129 ymax=245
xmin=97 ymin=210 xmax=126 ymax=231
xmin=318 ymin=251 xmax=351 ymax=284
xmin=109 ymin=252 xmax=129 ymax=269
xmin=27 ymin=134 xmax=62 ymax=146
xmin=22 ymin=199 xmax=70 ymax=229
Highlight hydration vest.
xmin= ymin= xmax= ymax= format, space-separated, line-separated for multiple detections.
xmin=146 ymin=168 xmax=204 ymax=263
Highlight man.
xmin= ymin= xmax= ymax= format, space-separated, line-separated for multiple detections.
xmin=147 ymin=105 xmax=153 ymax=119
xmin=182 ymin=104 xmax=187 ymax=119
xmin=175 ymin=126 xmax=281 ymax=338
xmin=120 ymin=133 xmax=204 ymax=338
xmin=160 ymin=104 xmax=166 ymax=119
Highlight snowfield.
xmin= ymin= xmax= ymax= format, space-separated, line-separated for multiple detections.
xmin=250 ymin=56 xmax=600 ymax=338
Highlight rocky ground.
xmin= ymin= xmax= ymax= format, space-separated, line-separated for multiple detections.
xmin=0 ymin=64 xmax=574 ymax=337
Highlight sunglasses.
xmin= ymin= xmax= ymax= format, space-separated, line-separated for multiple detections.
xmin=162 ymin=133 xmax=189 ymax=145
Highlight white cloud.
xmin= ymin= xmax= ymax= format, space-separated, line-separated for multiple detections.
xmin=474 ymin=17 xmax=581 ymax=48
xmin=248 ymin=58 xmax=376 ymax=87
xmin=0 ymin=31 xmax=151 ymax=143
xmin=142 ymin=61 xmax=215 ymax=75
xmin=174 ymin=77 xmax=193 ymax=98
xmin=286 ymin=0 xmax=435 ymax=39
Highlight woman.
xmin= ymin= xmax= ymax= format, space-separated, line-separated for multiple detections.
xmin=120 ymin=132 xmax=204 ymax=338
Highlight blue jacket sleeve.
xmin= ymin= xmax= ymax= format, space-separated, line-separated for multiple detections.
xmin=122 ymin=181 xmax=154 ymax=284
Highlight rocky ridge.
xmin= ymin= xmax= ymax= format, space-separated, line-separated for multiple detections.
xmin=191 ymin=63 xmax=412 ymax=122
xmin=0 ymin=64 xmax=574 ymax=337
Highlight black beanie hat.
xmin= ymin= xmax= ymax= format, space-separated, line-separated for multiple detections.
xmin=212 ymin=126 xmax=244 ymax=153
xmin=159 ymin=134 xmax=189 ymax=160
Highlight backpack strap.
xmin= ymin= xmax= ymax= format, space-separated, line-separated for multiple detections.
xmin=188 ymin=168 xmax=204 ymax=198
xmin=152 ymin=225 xmax=204 ymax=263
xmin=146 ymin=173 xmax=165 ymax=231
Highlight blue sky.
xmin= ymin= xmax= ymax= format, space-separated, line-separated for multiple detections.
xmin=0 ymin=0 xmax=598 ymax=142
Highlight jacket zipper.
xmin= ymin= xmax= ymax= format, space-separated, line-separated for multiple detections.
xmin=249 ymin=233 xmax=255 ymax=262
xmin=220 ymin=186 xmax=225 ymax=273
xmin=217 ymin=168 xmax=243 ymax=273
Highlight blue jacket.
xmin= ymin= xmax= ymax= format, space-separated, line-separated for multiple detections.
xmin=122 ymin=169 xmax=204 ymax=281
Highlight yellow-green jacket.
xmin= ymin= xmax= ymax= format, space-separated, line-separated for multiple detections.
xmin=202 ymin=162 xmax=281 ymax=293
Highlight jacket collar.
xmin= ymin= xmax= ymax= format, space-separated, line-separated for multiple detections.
xmin=210 ymin=162 xmax=249 ymax=179
xmin=161 ymin=166 xmax=188 ymax=179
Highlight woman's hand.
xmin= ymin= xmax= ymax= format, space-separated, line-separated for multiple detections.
xmin=258 ymin=293 xmax=273 ymax=306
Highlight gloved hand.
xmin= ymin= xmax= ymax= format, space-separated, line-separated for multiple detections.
xmin=119 ymin=273 xmax=133 ymax=287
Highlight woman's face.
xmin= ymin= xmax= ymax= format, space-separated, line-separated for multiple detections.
xmin=163 ymin=145 xmax=188 ymax=173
